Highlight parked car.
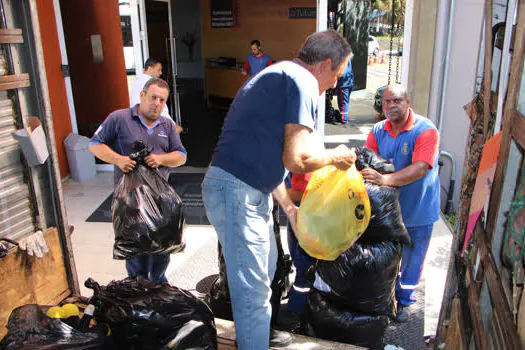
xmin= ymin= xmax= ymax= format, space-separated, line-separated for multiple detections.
xmin=368 ymin=35 xmax=380 ymax=56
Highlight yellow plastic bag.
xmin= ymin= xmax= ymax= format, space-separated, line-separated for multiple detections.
xmin=297 ymin=165 xmax=371 ymax=261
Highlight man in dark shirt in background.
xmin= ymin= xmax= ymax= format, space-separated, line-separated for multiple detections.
xmin=89 ymin=78 xmax=187 ymax=283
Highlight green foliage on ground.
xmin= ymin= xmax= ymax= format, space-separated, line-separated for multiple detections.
xmin=444 ymin=212 xmax=457 ymax=228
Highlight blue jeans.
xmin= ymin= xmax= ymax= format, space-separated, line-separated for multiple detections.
xmin=287 ymin=223 xmax=316 ymax=313
xmin=125 ymin=254 xmax=170 ymax=283
xmin=396 ymin=224 xmax=433 ymax=306
xmin=202 ymin=166 xmax=277 ymax=350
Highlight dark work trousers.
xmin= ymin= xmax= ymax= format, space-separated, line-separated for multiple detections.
xmin=337 ymin=87 xmax=352 ymax=124
xmin=287 ymin=223 xmax=316 ymax=313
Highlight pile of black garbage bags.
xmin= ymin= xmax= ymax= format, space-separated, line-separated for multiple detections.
xmin=304 ymin=147 xmax=411 ymax=349
xmin=0 ymin=277 xmax=217 ymax=350
xmin=206 ymin=205 xmax=293 ymax=327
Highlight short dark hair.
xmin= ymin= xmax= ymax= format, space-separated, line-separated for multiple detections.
xmin=250 ymin=40 xmax=261 ymax=47
xmin=142 ymin=78 xmax=169 ymax=93
xmin=297 ymin=30 xmax=353 ymax=70
xmin=144 ymin=57 xmax=162 ymax=70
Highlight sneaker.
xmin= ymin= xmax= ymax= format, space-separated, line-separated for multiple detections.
xmin=395 ymin=303 xmax=410 ymax=323
xmin=276 ymin=309 xmax=302 ymax=332
xmin=270 ymin=328 xmax=293 ymax=348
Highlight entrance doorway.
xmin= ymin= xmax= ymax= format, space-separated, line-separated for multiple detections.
xmin=120 ymin=0 xmax=181 ymax=125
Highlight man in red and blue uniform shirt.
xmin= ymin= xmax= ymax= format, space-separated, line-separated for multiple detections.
xmin=242 ymin=39 xmax=273 ymax=77
xmin=362 ymin=84 xmax=440 ymax=323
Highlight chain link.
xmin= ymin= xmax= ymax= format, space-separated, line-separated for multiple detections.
xmin=396 ymin=24 xmax=401 ymax=83
xmin=388 ymin=0 xmax=396 ymax=84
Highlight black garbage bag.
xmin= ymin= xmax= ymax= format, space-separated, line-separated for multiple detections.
xmin=305 ymin=290 xmax=389 ymax=349
xmin=316 ymin=240 xmax=402 ymax=318
xmin=112 ymin=141 xmax=185 ymax=260
xmin=361 ymin=183 xmax=411 ymax=245
xmin=0 ymin=304 xmax=103 ymax=350
xmin=85 ymin=277 xmax=217 ymax=350
xmin=355 ymin=146 xmax=396 ymax=174
xmin=205 ymin=205 xmax=293 ymax=325
xmin=354 ymin=147 xmax=411 ymax=245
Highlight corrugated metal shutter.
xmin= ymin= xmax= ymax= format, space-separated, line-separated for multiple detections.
xmin=0 ymin=97 xmax=35 ymax=240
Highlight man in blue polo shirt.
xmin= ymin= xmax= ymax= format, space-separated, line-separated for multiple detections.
xmin=202 ymin=30 xmax=356 ymax=349
xmin=89 ymin=78 xmax=187 ymax=283
xmin=362 ymin=84 xmax=440 ymax=323
xmin=242 ymin=39 xmax=273 ymax=77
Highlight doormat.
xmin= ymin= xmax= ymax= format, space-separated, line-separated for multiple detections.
xmin=85 ymin=172 xmax=209 ymax=225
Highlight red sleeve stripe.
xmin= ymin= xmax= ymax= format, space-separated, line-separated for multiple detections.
xmin=291 ymin=173 xmax=312 ymax=193
xmin=364 ymin=131 xmax=379 ymax=153
xmin=413 ymin=129 xmax=439 ymax=169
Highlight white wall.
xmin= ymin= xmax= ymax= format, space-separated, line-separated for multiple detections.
xmin=437 ymin=0 xmax=485 ymax=212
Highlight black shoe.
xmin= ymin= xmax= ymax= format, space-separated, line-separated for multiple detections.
xmin=276 ymin=309 xmax=302 ymax=332
xmin=395 ymin=303 xmax=410 ymax=323
xmin=270 ymin=328 xmax=293 ymax=348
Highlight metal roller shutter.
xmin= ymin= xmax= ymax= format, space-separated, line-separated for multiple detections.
xmin=0 ymin=96 xmax=35 ymax=240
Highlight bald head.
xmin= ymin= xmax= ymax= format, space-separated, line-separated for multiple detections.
xmin=384 ymin=84 xmax=408 ymax=99
xmin=382 ymin=84 xmax=410 ymax=125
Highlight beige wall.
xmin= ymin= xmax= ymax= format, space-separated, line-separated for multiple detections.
xmin=201 ymin=0 xmax=316 ymax=63
xmin=406 ymin=0 xmax=438 ymax=116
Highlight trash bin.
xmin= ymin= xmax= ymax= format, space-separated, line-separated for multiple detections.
xmin=64 ymin=133 xmax=96 ymax=182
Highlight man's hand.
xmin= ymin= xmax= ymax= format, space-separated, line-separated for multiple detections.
xmin=329 ymin=145 xmax=357 ymax=170
xmin=116 ymin=156 xmax=136 ymax=173
xmin=144 ymin=154 xmax=163 ymax=168
xmin=361 ymin=168 xmax=386 ymax=186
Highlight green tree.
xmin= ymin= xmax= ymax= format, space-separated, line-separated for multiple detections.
xmin=371 ymin=0 xmax=405 ymax=28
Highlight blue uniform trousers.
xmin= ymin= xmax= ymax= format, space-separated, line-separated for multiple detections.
xmin=395 ymin=224 xmax=434 ymax=306
xmin=337 ymin=87 xmax=352 ymax=123
xmin=287 ymin=224 xmax=316 ymax=313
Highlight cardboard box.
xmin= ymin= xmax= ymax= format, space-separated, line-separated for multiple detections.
xmin=11 ymin=116 xmax=49 ymax=166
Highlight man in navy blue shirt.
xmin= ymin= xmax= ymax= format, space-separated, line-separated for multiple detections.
xmin=89 ymin=78 xmax=187 ymax=283
xmin=202 ymin=30 xmax=356 ymax=349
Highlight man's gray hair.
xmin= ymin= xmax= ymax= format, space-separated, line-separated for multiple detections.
xmin=297 ymin=30 xmax=353 ymax=70
xmin=142 ymin=78 xmax=170 ymax=93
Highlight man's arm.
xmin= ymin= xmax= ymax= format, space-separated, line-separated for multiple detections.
xmin=144 ymin=151 xmax=186 ymax=169
xmin=282 ymin=124 xmax=356 ymax=173
xmin=361 ymin=161 xmax=428 ymax=187
xmin=272 ymin=182 xmax=298 ymax=235
xmin=88 ymin=143 xmax=136 ymax=173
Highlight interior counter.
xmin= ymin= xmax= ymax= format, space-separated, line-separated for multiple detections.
xmin=204 ymin=65 xmax=248 ymax=106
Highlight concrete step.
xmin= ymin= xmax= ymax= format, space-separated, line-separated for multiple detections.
xmin=215 ymin=318 xmax=365 ymax=350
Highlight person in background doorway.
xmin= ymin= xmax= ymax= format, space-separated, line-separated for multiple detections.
xmin=241 ymin=39 xmax=273 ymax=77
xmin=129 ymin=57 xmax=182 ymax=134
xmin=361 ymin=83 xmax=440 ymax=323
xmin=89 ymin=78 xmax=187 ymax=283
xmin=336 ymin=58 xmax=354 ymax=125
xmin=202 ymin=30 xmax=356 ymax=350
